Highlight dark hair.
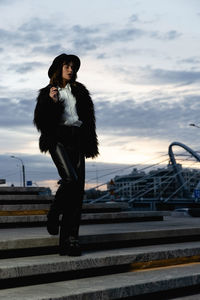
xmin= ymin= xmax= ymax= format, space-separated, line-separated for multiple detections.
xmin=50 ymin=61 xmax=77 ymax=87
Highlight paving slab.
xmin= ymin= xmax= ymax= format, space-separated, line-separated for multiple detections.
xmin=1 ymin=241 xmax=200 ymax=280
xmin=1 ymin=262 xmax=200 ymax=299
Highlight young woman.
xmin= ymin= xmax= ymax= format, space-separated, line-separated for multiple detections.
xmin=34 ymin=53 xmax=99 ymax=256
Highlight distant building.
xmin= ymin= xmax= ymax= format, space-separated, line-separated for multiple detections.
xmin=109 ymin=165 xmax=200 ymax=200
xmin=111 ymin=168 xmax=145 ymax=200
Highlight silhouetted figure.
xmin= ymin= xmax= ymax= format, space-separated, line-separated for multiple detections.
xmin=34 ymin=53 xmax=99 ymax=256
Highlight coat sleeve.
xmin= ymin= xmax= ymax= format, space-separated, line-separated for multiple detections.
xmin=75 ymin=83 xmax=99 ymax=158
xmin=33 ymin=86 xmax=64 ymax=152
xmin=84 ymin=94 xmax=99 ymax=158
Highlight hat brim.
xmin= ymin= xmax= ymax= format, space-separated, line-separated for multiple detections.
xmin=48 ymin=54 xmax=81 ymax=78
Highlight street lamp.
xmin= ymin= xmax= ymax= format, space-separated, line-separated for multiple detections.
xmin=11 ymin=156 xmax=26 ymax=187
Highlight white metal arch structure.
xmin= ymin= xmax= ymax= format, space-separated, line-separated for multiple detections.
xmin=168 ymin=141 xmax=200 ymax=196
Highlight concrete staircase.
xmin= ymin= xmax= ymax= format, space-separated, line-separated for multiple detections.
xmin=1 ymin=216 xmax=200 ymax=299
xmin=1 ymin=241 xmax=200 ymax=299
xmin=0 ymin=193 xmax=169 ymax=227
xmin=1 ymin=188 xmax=200 ymax=299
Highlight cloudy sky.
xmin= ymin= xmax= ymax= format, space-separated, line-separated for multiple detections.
xmin=0 ymin=0 xmax=199 ymax=191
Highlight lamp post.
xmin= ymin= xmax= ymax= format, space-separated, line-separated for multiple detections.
xmin=11 ymin=156 xmax=26 ymax=187
xmin=92 ymin=164 xmax=98 ymax=190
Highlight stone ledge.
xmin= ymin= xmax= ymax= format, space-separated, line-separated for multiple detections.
xmin=81 ymin=211 xmax=170 ymax=219
xmin=83 ymin=202 xmax=130 ymax=210
xmin=0 ymin=210 xmax=170 ymax=218
xmin=1 ymin=242 xmax=200 ymax=280
xmin=0 ymin=187 xmax=50 ymax=195
xmin=1 ymin=225 xmax=200 ymax=251
xmin=0 ymin=200 xmax=131 ymax=212
xmin=0 ymin=202 xmax=130 ymax=212
xmin=1 ymin=263 xmax=200 ymax=299
xmin=0 ymin=211 xmax=170 ymax=225
xmin=0 ymin=202 xmax=129 ymax=213
xmin=0 ymin=204 xmax=50 ymax=211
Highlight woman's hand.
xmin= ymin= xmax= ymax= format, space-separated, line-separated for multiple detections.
xmin=49 ymin=87 xmax=58 ymax=102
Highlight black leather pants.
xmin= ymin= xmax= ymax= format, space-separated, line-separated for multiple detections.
xmin=49 ymin=126 xmax=85 ymax=244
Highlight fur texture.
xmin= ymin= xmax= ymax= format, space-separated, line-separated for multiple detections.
xmin=33 ymin=82 xmax=99 ymax=158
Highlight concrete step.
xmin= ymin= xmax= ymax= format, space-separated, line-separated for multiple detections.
xmin=82 ymin=202 xmax=131 ymax=213
xmin=0 ymin=199 xmax=130 ymax=212
xmin=1 ymin=242 xmax=200 ymax=281
xmin=170 ymin=293 xmax=200 ymax=300
xmin=1 ymin=262 xmax=200 ymax=299
xmin=0 ymin=217 xmax=200 ymax=254
xmin=0 ymin=187 xmax=51 ymax=195
xmin=0 ymin=211 xmax=170 ymax=227
xmin=0 ymin=204 xmax=50 ymax=211
xmin=0 ymin=195 xmax=53 ymax=204
xmin=170 ymin=294 xmax=200 ymax=300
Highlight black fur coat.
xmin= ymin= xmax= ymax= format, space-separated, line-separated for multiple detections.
xmin=33 ymin=82 xmax=99 ymax=158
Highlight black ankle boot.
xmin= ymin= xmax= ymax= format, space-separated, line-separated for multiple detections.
xmin=59 ymin=236 xmax=82 ymax=256
xmin=46 ymin=210 xmax=59 ymax=235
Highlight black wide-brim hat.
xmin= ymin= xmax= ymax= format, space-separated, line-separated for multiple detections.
xmin=48 ymin=53 xmax=81 ymax=78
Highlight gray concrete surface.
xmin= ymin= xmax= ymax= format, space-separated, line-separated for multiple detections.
xmin=0 ymin=215 xmax=194 ymax=240
xmin=0 ymin=195 xmax=52 ymax=201
xmin=1 ymin=216 xmax=200 ymax=299
xmin=171 ymin=296 xmax=200 ymax=300
xmin=0 ymin=187 xmax=49 ymax=194
xmin=0 ymin=204 xmax=50 ymax=210
xmin=1 ymin=241 xmax=200 ymax=280
xmin=1 ymin=262 xmax=200 ymax=299
xmin=0 ymin=215 xmax=199 ymax=250
xmin=0 ymin=210 xmax=170 ymax=224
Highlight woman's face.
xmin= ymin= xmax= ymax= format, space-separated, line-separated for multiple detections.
xmin=62 ymin=62 xmax=75 ymax=82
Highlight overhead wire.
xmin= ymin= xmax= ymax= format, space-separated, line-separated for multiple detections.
xmin=85 ymin=153 xmax=169 ymax=184
xmin=87 ymin=156 xmax=169 ymax=191
xmin=90 ymin=151 xmax=200 ymax=203
xmin=89 ymin=157 xmax=170 ymax=202
xmin=129 ymin=157 xmax=200 ymax=202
